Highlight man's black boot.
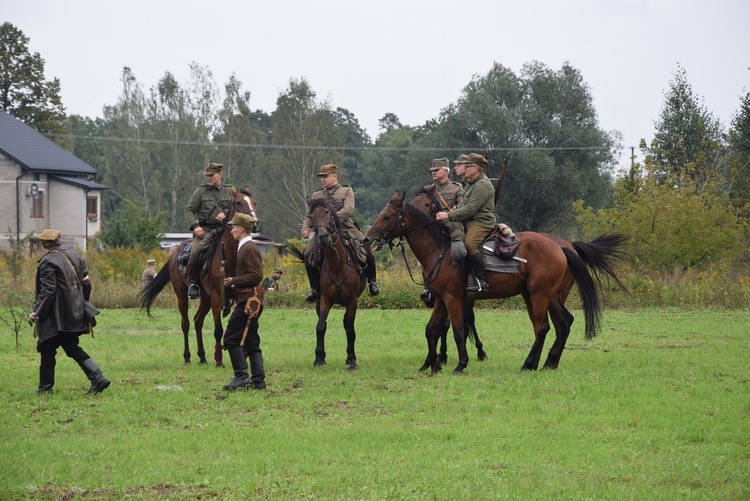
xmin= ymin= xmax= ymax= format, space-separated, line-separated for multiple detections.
xmin=248 ymin=351 xmax=266 ymax=390
xmin=466 ymin=253 xmax=489 ymax=292
xmin=80 ymin=358 xmax=110 ymax=394
xmin=36 ymin=365 xmax=55 ymax=395
xmin=223 ymin=346 xmax=252 ymax=391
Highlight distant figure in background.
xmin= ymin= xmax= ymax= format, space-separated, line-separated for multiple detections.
xmin=29 ymin=228 xmax=109 ymax=395
xmin=141 ymin=259 xmax=157 ymax=287
xmin=262 ymin=269 xmax=283 ymax=291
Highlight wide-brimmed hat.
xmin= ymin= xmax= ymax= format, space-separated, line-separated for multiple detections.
xmin=317 ymin=164 xmax=339 ymax=176
xmin=453 ymin=154 xmax=470 ymax=165
xmin=467 ymin=153 xmax=489 ymax=169
xmin=227 ymin=212 xmax=257 ymax=229
xmin=274 ymin=269 xmax=283 ymax=275
xmin=204 ymin=163 xmax=223 ymax=175
xmin=38 ymin=229 xmax=61 ymax=242
xmin=429 ymin=158 xmax=450 ymax=171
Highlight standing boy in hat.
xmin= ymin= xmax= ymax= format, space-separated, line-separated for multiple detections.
xmin=300 ymin=163 xmax=379 ymax=302
xmin=141 ymin=259 xmax=157 ymax=287
xmin=222 ymin=212 xmax=266 ymax=390
xmin=184 ymin=162 xmax=236 ymax=299
xmin=29 ymin=229 xmax=109 ymax=394
xmin=436 ymin=153 xmax=496 ymax=292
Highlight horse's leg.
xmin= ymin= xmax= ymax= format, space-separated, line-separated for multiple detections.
xmin=437 ymin=317 xmax=449 ymax=366
xmin=314 ymin=297 xmax=330 ymax=366
xmin=446 ymin=297 xmax=469 ymax=374
xmin=343 ymin=300 xmax=358 ymax=370
xmin=465 ymin=301 xmax=488 ymax=361
xmin=177 ymin=295 xmax=192 ymax=364
xmin=543 ymin=300 xmax=574 ymax=369
xmin=211 ymin=293 xmax=225 ymax=368
xmin=422 ymin=300 xmax=447 ymax=373
xmin=193 ymin=298 xmax=211 ymax=364
xmin=520 ymin=291 xmax=551 ymax=371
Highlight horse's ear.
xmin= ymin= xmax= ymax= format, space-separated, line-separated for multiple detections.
xmin=241 ymin=186 xmax=251 ymax=196
xmin=397 ymin=191 xmax=406 ymax=205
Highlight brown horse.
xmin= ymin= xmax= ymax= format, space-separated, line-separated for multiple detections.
xmin=364 ymin=191 xmax=626 ymax=374
xmin=140 ymin=187 xmax=258 ymax=365
xmin=287 ymin=198 xmax=366 ymax=369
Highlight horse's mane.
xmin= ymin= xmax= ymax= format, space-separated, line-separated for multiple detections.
xmin=308 ymin=198 xmax=342 ymax=232
xmin=399 ymin=195 xmax=447 ymax=248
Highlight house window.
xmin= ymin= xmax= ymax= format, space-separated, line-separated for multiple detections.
xmin=87 ymin=195 xmax=98 ymax=220
xmin=31 ymin=192 xmax=44 ymax=218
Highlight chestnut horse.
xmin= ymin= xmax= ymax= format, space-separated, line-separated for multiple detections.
xmin=140 ymin=187 xmax=257 ymax=365
xmin=410 ymin=185 xmax=626 ymax=368
xmin=364 ymin=191 xmax=626 ymax=374
xmin=288 ymin=198 xmax=366 ymax=369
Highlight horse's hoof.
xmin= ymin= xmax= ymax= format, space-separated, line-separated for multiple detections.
xmin=184 ymin=360 xmax=191 ymax=365
xmin=215 ymin=363 xmax=225 ymax=368
xmin=452 ymin=368 xmax=465 ymax=375
xmin=199 ymin=360 xmax=208 ymax=365
xmin=347 ymin=364 xmax=359 ymax=371
xmin=313 ymin=360 xmax=326 ymax=367
xmin=418 ymin=365 xmax=429 ymax=372
xmin=478 ymin=353 xmax=488 ymax=361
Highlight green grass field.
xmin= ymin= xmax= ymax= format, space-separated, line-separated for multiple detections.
xmin=1 ymin=307 xmax=748 ymax=500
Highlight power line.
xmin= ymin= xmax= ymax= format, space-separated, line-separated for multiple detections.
xmin=50 ymin=133 xmax=610 ymax=152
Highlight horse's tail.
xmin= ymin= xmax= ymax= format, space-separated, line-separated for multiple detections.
xmin=571 ymin=233 xmax=629 ymax=294
xmin=284 ymin=243 xmax=306 ymax=263
xmin=139 ymin=261 xmax=171 ymax=317
xmin=562 ymin=247 xmax=601 ymax=341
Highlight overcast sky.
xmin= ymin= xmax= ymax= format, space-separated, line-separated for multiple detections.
xmin=5 ymin=0 xmax=750 ymax=171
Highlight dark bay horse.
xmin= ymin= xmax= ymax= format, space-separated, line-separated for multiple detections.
xmin=140 ymin=187 xmax=257 ymax=365
xmin=364 ymin=191 xmax=626 ymax=374
xmin=288 ymin=198 xmax=366 ymax=369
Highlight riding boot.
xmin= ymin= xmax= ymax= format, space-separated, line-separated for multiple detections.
xmin=36 ymin=364 xmax=55 ymax=395
xmin=80 ymin=358 xmax=111 ymax=394
xmin=466 ymin=253 xmax=489 ymax=292
xmin=186 ymin=244 xmax=200 ymax=300
xmin=248 ymin=351 xmax=266 ymax=390
xmin=365 ymin=251 xmax=380 ymax=296
xmin=304 ymin=264 xmax=320 ymax=303
xmin=223 ymin=346 xmax=252 ymax=391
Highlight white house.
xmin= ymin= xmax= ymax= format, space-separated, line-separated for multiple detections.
xmin=0 ymin=110 xmax=107 ymax=251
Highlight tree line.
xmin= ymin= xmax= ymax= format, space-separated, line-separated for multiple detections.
xmin=2 ymin=22 xmax=749 ymax=272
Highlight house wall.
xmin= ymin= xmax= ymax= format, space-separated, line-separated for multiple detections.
xmin=0 ymin=153 xmax=101 ymax=251
xmin=48 ymin=181 xmax=87 ymax=250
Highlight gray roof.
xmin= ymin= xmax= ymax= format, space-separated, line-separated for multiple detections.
xmin=50 ymin=175 xmax=108 ymax=190
xmin=0 ymin=110 xmax=97 ymax=176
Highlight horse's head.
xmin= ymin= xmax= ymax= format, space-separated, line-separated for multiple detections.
xmin=411 ymin=185 xmax=440 ymax=218
xmin=231 ymin=186 xmax=259 ymax=232
xmin=307 ymin=197 xmax=337 ymax=248
xmin=363 ymin=191 xmax=407 ymax=249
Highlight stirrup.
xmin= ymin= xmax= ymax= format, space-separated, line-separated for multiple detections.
xmin=467 ymin=279 xmax=489 ymax=292
xmin=187 ymin=283 xmax=200 ymax=299
xmin=368 ymin=282 xmax=380 ymax=296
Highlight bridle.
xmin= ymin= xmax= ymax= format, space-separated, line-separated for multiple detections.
xmin=368 ymin=198 xmax=448 ymax=288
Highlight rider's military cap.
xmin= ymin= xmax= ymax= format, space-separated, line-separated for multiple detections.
xmin=317 ymin=164 xmax=339 ymax=176
xmin=204 ymin=163 xmax=223 ymax=175
xmin=429 ymin=158 xmax=450 ymax=171
xmin=453 ymin=154 xmax=471 ymax=165
xmin=467 ymin=153 xmax=489 ymax=169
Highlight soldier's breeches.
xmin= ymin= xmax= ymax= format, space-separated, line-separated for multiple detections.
xmin=464 ymin=223 xmax=493 ymax=256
